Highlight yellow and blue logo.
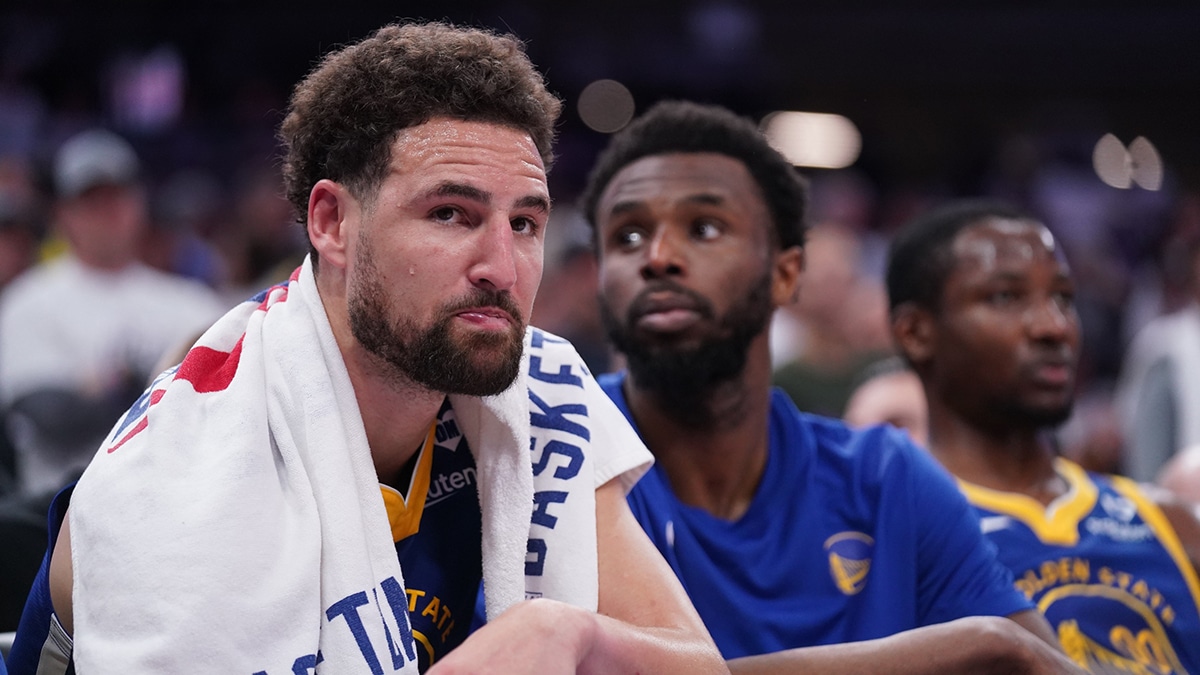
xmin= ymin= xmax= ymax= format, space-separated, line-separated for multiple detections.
xmin=825 ymin=531 xmax=874 ymax=595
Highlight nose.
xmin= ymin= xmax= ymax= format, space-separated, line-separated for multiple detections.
xmin=641 ymin=227 xmax=686 ymax=280
xmin=1026 ymin=295 xmax=1074 ymax=343
xmin=469 ymin=216 xmax=519 ymax=291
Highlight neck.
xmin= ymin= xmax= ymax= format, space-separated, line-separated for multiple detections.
xmin=316 ymin=265 xmax=445 ymax=487
xmin=925 ymin=396 xmax=1064 ymax=504
xmin=624 ymin=335 xmax=774 ymax=521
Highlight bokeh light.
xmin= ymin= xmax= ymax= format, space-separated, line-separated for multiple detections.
xmin=761 ymin=111 xmax=861 ymax=169
xmin=577 ymin=79 xmax=636 ymax=134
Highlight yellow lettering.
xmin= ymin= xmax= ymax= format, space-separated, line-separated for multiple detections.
xmin=1041 ymin=561 xmax=1060 ymax=588
xmin=1132 ymin=580 xmax=1150 ymax=602
xmin=440 ymin=619 xmax=455 ymax=642
xmin=1099 ymin=567 xmax=1115 ymax=586
xmin=1057 ymin=559 xmax=1072 ymax=585
xmin=1072 ymin=558 xmax=1090 ymax=583
xmin=1162 ymin=606 xmax=1175 ymax=625
xmin=439 ymin=604 xmax=453 ymax=630
xmin=1116 ymin=572 xmax=1132 ymax=590
xmin=406 ymin=588 xmax=426 ymax=612
xmin=422 ymin=596 xmax=441 ymax=619
xmin=1150 ymin=591 xmax=1163 ymax=610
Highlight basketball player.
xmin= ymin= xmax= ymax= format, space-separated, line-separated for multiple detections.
xmin=888 ymin=198 xmax=1200 ymax=673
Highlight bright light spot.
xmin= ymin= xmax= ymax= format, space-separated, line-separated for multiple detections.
xmin=761 ymin=111 xmax=861 ymax=169
xmin=1092 ymin=133 xmax=1132 ymax=189
xmin=1129 ymin=136 xmax=1163 ymax=191
xmin=577 ymin=79 xmax=636 ymax=134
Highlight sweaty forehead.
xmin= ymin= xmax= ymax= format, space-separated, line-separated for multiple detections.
xmin=597 ymin=152 xmax=764 ymax=215
xmin=392 ymin=117 xmax=546 ymax=178
xmin=951 ymin=217 xmax=1062 ymax=272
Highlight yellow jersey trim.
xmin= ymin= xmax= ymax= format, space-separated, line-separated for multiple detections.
xmin=1109 ymin=475 xmax=1200 ymax=614
xmin=379 ymin=423 xmax=438 ymax=543
xmin=958 ymin=458 xmax=1097 ymax=546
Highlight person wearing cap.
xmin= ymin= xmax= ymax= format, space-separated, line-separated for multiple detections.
xmin=0 ymin=128 xmax=229 ymax=499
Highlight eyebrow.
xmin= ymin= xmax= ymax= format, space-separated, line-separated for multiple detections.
xmin=606 ymin=192 xmax=726 ymax=217
xmin=430 ymin=181 xmax=490 ymax=204
xmin=427 ymin=181 xmax=549 ymax=214
xmin=514 ymin=194 xmax=551 ymax=214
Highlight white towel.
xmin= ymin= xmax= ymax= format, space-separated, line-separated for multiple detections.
xmin=67 ymin=257 xmax=651 ymax=674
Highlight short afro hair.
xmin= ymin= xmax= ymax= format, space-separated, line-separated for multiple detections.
xmin=280 ymin=21 xmax=562 ymax=231
xmin=885 ymin=198 xmax=1034 ymax=314
xmin=580 ymin=100 xmax=807 ymax=250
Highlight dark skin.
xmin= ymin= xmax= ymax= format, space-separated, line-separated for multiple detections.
xmin=596 ymin=154 xmax=1086 ymax=675
xmin=893 ymin=217 xmax=1200 ymax=576
xmin=595 ymin=152 xmax=798 ymax=521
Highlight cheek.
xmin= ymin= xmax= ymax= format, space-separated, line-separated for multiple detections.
xmin=518 ymin=256 xmax=544 ymax=317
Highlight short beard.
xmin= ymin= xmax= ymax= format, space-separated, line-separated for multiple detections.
xmin=601 ymin=273 xmax=773 ymax=428
xmin=348 ymin=237 xmax=525 ymax=396
xmin=1004 ymin=399 xmax=1075 ymax=431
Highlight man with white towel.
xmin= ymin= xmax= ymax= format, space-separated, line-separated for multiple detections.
xmin=6 ymin=21 xmax=725 ymax=675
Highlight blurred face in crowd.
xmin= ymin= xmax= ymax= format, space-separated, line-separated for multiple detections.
xmin=595 ymin=152 xmax=794 ymax=403
xmin=925 ymin=218 xmax=1080 ymax=431
xmin=843 ymin=368 xmax=929 ymax=446
xmin=346 ymin=118 xmax=549 ymax=396
xmin=58 ymin=183 xmax=148 ymax=270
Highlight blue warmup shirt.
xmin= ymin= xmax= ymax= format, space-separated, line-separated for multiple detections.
xmin=599 ymin=371 xmax=1032 ymax=659
xmin=962 ymin=458 xmax=1200 ymax=674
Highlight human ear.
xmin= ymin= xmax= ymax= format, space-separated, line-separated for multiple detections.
xmin=307 ymin=179 xmax=354 ymax=271
xmin=772 ymin=245 xmax=804 ymax=306
xmin=891 ymin=303 xmax=936 ymax=367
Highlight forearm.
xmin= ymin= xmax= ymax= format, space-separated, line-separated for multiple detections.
xmin=430 ymin=598 xmax=727 ymax=675
xmin=727 ymin=616 xmax=1083 ymax=675
xmin=581 ymin=606 xmax=728 ymax=675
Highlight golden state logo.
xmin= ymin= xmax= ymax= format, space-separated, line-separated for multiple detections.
xmin=824 ymin=531 xmax=874 ymax=595
xmin=1041 ymin=584 xmax=1187 ymax=674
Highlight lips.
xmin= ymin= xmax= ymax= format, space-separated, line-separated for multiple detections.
xmin=1027 ymin=354 xmax=1075 ymax=387
xmin=454 ymin=306 xmax=515 ymax=331
xmin=628 ymin=289 xmax=711 ymax=333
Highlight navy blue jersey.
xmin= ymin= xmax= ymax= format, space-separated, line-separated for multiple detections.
xmin=963 ymin=459 xmax=1200 ymax=674
xmin=599 ymin=372 xmax=1032 ymax=659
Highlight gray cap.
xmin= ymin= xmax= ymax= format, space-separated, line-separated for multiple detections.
xmin=53 ymin=129 xmax=141 ymax=199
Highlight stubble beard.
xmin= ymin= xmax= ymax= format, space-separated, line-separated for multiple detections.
xmin=348 ymin=237 xmax=525 ymax=396
xmin=600 ymin=273 xmax=774 ymax=428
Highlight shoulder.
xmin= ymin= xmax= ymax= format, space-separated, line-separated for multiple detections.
xmin=1130 ymin=479 xmax=1200 ymax=569
xmin=768 ymin=389 xmax=943 ymax=493
xmin=770 ymin=390 xmax=927 ymax=466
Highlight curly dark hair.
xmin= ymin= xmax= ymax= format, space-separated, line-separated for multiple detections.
xmin=279 ymin=20 xmax=562 ymax=261
xmin=885 ymin=198 xmax=1033 ymax=314
xmin=579 ymin=99 xmax=808 ymax=251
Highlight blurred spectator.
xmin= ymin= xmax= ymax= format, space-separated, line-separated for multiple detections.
xmin=212 ymin=159 xmax=305 ymax=301
xmin=842 ymin=356 xmax=928 ymax=447
xmin=0 ymin=128 xmax=228 ymax=498
xmin=1115 ymin=230 xmax=1200 ymax=482
xmin=530 ymin=208 xmax=612 ymax=375
xmin=143 ymin=167 xmax=231 ymax=289
xmin=771 ymin=223 xmax=893 ymax=417
xmin=1157 ymin=444 xmax=1200 ymax=506
xmin=0 ymin=158 xmax=42 ymax=292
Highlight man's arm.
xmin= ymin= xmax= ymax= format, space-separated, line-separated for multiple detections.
xmin=429 ymin=478 xmax=727 ymax=675
xmin=1141 ymin=482 xmax=1200 ymax=575
xmin=727 ymin=612 xmax=1087 ymax=675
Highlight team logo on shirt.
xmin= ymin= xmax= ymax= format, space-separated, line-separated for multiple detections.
xmin=824 ymin=531 xmax=874 ymax=595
